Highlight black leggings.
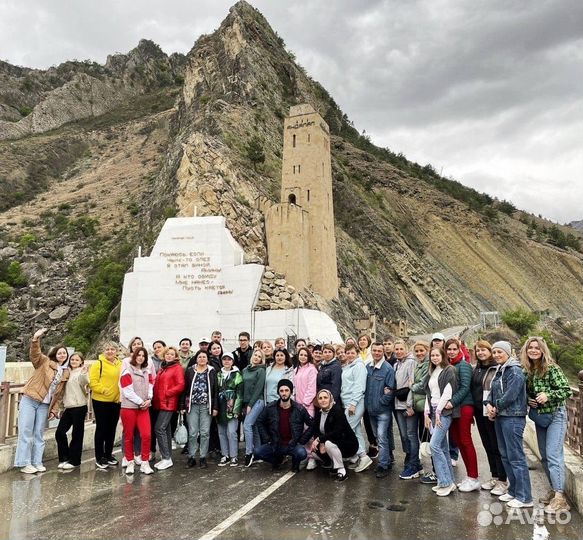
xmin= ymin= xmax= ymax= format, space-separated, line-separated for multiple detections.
xmin=474 ymin=407 xmax=507 ymax=481
xmin=92 ymin=400 xmax=120 ymax=461
xmin=55 ymin=405 xmax=87 ymax=465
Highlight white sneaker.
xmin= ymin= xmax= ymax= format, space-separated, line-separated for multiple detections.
xmin=20 ymin=465 xmax=37 ymax=474
xmin=499 ymin=493 xmax=514 ymax=502
xmin=436 ymin=483 xmax=456 ymax=496
xmin=58 ymin=462 xmax=66 ymax=469
xmin=481 ymin=478 xmax=497 ymax=490
xmin=355 ymin=455 xmax=373 ymax=473
xmin=507 ymin=498 xmax=533 ymax=508
xmin=126 ymin=461 xmax=135 ymax=475
xmin=62 ymin=462 xmax=75 ymax=470
xmin=34 ymin=464 xmax=46 ymax=472
xmin=134 ymin=456 xmax=142 ymax=465
xmin=306 ymin=458 xmax=317 ymax=471
xmin=140 ymin=461 xmax=154 ymax=475
xmin=459 ymin=478 xmax=481 ymax=492
xmin=491 ymin=481 xmax=508 ymax=496
xmin=155 ymin=459 xmax=173 ymax=470
xmin=121 ymin=457 xmax=129 ymax=468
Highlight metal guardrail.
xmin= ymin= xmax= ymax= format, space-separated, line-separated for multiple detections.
xmin=565 ymin=372 xmax=583 ymax=457
xmin=0 ymin=381 xmax=95 ymax=444
xmin=1 ymin=372 xmax=582 ymax=456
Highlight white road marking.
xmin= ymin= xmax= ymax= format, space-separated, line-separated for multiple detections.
xmin=198 ymin=471 xmax=296 ymax=540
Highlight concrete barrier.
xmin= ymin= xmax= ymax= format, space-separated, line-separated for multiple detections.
xmin=523 ymin=417 xmax=583 ymax=512
xmin=0 ymin=422 xmax=122 ymax=474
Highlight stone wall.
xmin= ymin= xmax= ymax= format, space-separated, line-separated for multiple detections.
xmin=254 ymin=266 xmax=317 ymax=311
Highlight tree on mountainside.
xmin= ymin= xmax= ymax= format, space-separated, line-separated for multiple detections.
xmin=245 ymin=136 xmax=265 ymax=170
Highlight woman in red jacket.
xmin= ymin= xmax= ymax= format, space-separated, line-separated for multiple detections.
xmin=153 ymin=346 xmax=185 ymax=470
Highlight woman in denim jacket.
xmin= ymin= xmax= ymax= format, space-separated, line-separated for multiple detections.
xmin=520 ymin=336 xmax=572 ymax=515
xmin=486 ymin=341 xmax=532 ymax=509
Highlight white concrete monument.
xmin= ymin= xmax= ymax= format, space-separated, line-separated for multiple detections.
xmin=120 ymin=216 xmax=342 ymax=350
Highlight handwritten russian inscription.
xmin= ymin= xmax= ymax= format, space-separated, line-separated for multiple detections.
xmin=160 ymin=244 xmax=233 ymax=296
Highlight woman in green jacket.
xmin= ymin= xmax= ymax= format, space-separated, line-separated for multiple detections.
xmin=521 ymin=336 xmax=572 ymax=515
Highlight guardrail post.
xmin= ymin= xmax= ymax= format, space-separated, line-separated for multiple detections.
xmin=0 ymin=381 xmax=10 ymax=445
xmin=578 ymin=370 xmax=583 ymax=456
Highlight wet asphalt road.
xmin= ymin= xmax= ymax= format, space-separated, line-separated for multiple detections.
xmin=0 ymin=426 xmax=581 ymax=540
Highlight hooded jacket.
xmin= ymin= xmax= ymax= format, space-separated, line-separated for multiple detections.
xmin=294 ymin=362 xmax=318 ymax=414
xmin=449 ymin=352 xmax=474 ymax=408
xmin=153 ymin=361 xmax=185 ymax=411
xmin=394 ymin=353 xmax=416 ymax=410
xmin=25 ymin=339 xmax=70 ymax=416
xmin=120 ymin=364 xmax=154 ymax=409
xmin=316 ymin=358 xmax=342 ymax=402
xmin=410 ymin=356 xmax=430 ymax=413
xmin=242 ymin=363 xmax=266 ymax=408
xmin=217 ymin=367 xmax=243 ymax=423
xmin=340 ymin=359 xmax=367 ymax=408
xmin=486 ymin=358 xmax=527 ymax=416
xmin=89 ymin=354 xmax=121 ymax=403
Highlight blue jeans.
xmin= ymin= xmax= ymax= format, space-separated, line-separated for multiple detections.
xmin=14 ymin=396 xmax=49 ymax=467
xmin=254 ymin=443 xmax=307 ymax=467
xmin=243 ymin=400 xmax=264 ymax=455
xmin=430 ymin=414 xmax=455 ymax=487
xmin=369 ymin=411 xmax=393 ymax=468
xmin=495 ymin=416 xmax=532 ymax=503
xmin=218 ymin=418 xmax=239 ymax=458
xmin=344 ymin=399 xmax=366 ymax=456
xmin=536 ymin=406 xmax=567 ymax=492
xmin=394 ymin=410 xmax=421 ymax=470
xmin=187 ymin=404 xmax=212 ymax=458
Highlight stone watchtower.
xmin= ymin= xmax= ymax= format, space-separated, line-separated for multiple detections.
xmin=262 ymin=104 xmax=339 ymax=299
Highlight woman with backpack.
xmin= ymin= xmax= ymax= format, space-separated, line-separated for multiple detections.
xmin=89 ymin=341 xmax=122 ymax=470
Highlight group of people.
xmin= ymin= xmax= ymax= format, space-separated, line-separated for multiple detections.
xmin=14 ymin=328 xmax=572 ymax=515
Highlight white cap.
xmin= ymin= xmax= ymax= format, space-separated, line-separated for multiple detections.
xmin=431 ymin=332 xmax=445 ymax=341
xmin=199 ymin=337 xmax=210 ymax=344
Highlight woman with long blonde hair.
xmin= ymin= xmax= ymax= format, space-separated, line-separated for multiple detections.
xmin=520 ymin=336 xmax=571 ymax=515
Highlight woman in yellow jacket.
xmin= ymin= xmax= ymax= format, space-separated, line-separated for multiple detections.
xmin=89 ymin=342 xmax=122 ymax=469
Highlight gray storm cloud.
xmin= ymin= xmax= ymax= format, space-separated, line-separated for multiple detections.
xmin=1 ymin=0 xmax=581 ymax=222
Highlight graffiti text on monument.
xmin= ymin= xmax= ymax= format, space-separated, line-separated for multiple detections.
xmin=160 ymin=246 xmax=233 ymax=296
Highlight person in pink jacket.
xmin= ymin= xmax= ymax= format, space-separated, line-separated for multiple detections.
xmin=293 ymin=347 xmax=318 ymax=417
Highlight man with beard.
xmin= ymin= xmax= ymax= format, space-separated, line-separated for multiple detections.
xmin=254 ymin=379 xmax=313 ymax=472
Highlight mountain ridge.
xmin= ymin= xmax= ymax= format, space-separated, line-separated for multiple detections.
xmin=0 ymin=0 xmax=581 ymax=358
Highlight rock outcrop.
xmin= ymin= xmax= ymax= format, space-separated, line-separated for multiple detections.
xmin=1 ymin=1 xmax=581 ymax=359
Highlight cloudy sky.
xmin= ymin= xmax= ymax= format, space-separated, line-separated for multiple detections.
xmin=1 ymin=0 xmax=581 ymax=223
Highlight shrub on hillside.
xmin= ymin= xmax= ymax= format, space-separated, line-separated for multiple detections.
xmin=0 ymin=282 xmax=13 ymax=301
xmin=501 ymin=308 xmax=539 ymax=337
xmin=65 ymin=259 xmax=126 ymax=353
xmin=0 ymin=260 xmax=27 ymax=287
xmin=0 ymin=307 xmax=16 ymax=340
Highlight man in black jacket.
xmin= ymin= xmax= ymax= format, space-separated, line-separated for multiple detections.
xmin=233 ymin=331 xmax=253 ymax=371
xmin=254 ymin=379 xmax=313 ymax=472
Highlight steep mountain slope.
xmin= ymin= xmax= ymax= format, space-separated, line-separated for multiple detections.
xmin=1 ymin=1 xmax=581 ymax=358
